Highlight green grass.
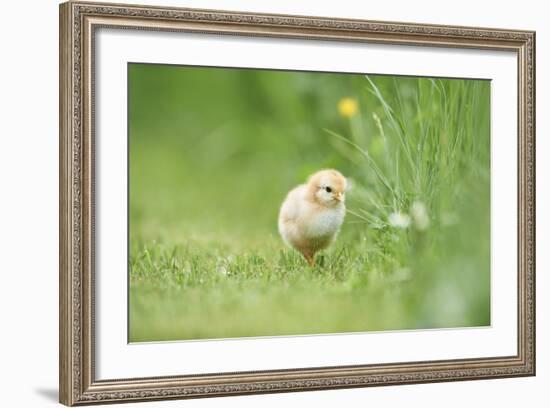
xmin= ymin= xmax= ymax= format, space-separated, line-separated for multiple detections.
xmin=129 ymin=64 xmax=491 ymax=342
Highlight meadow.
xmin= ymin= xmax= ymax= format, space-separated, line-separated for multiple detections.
xmin=129 ymin=64 xmax=491 ymax=342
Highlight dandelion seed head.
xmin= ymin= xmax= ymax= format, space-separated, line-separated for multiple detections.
xmin=388 ymin=212 xmax=411 ymax=228
xmin=338 ymin=97 xmax=358 ymax=118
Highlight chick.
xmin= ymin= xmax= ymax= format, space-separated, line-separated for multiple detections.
xmin=278 ymin=169 xmax=347 ymax=266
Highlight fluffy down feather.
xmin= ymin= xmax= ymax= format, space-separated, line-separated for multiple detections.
xmin=278 ymin=169 xmax=347 ymax=266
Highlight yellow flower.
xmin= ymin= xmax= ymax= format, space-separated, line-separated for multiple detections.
xmin=338 ymin=97 xmax=358 ymax=118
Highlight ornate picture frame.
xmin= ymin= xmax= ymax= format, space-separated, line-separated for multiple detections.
xmin=59 ymin=1 xmax=535 ymax=405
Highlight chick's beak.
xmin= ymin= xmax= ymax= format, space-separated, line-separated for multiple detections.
xmin=333 ymin=192 xmax=343 ymax=202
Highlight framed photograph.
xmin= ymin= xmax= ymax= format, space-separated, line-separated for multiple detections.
xmin=59 ymin=1 xmax=536 ymax=405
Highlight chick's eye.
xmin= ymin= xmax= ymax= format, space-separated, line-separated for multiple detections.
xmin=325 ymin=186 xmax=332 ymax=193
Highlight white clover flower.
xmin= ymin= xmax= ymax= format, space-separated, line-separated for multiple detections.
xmin=411 ymin=201 xmax=430 ymax=231
xmin=388 ymin=212 xmax=411 ymax=228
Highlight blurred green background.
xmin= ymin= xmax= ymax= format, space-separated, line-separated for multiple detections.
xmin=129 ymin=63 xmax=491 ymax=342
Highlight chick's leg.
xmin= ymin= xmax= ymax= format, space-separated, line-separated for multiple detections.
xmin=301 ymin=250 xmax=316 ymax=267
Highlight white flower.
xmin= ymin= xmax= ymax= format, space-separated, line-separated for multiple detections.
xmin=411 ymin=201 xmax=430 ymax=231
xmin=388 ymin=212 xmax=411 ymax=228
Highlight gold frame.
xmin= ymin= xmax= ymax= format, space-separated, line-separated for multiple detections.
xmin=59 ymin=1 xmax=536 ymax=405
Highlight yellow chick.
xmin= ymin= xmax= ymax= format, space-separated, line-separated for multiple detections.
xmin=278 ymin=169 xmax=347 ymax=266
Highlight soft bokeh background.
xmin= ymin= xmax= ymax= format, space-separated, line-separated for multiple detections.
xmin=129 ymin=63 xmax=490 ymax=341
